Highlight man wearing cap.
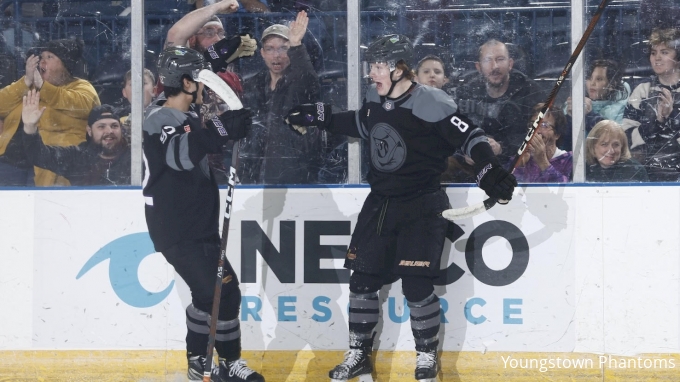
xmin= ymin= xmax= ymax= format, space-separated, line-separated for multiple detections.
xmin=0 ymin=38 xmax=100 ymax=186
xmin=163 ymin=0 xmax=257 ymax=185
xmin=164 ymin=0 xmax=256 ymax=74
xmin=19 ymin=89 xmax=130 ymax=186
xmin=239 ymin=10 xmax=322 ymax=184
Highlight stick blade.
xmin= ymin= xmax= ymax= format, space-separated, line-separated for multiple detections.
xmin=440 ymin=198 xmax=498 ymax=221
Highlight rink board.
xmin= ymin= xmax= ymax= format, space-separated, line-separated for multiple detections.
xmin=0 ymin=185 xmax=679 ymax=380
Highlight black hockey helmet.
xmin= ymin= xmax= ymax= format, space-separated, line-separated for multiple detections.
xmin=364 ymin=34 xmax=414 ymax=71
xmin=157 ymin=46 xmax=211 ymax=88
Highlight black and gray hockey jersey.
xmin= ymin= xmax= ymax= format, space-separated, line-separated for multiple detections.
xmin=329 ymin=83 xmax=494 ymax=196
xmin=142 ymin=103 xmax=228 ymax=252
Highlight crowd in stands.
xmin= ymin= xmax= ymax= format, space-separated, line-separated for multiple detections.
xmin=0 ymin=0 xmax=678 ymax=187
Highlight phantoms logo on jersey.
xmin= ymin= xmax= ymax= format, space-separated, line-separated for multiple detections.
xmin=371 ymin=122 xmax=406 ymax=172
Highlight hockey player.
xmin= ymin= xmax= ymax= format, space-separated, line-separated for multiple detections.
xmin=143 ymin=46 xmax=264 ymax=382
xmin=284 ymin=35 xmax=516 ymax=382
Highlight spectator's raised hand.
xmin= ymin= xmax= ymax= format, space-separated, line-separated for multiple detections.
xmin=565 ymin=96 xmax=593 ymax=116
xmin=33 ymin=62 xmax=44 ymax=90
xmin=528 ymin=134 xmax=551 ymax=170
xmin=656 ymin=88 xmax=673 ymax=122
xmin=213 ymin=0 xmax=239 ymax=14
xmin=24 ymin=54 xmax=39 ymax=88
xmin=584 ymin=97 xmax=593 ymax=114
xmin=22 ymin=89 xmax=46 ymax=134
xmin=288 ymin=10 xmax=308 ymax=47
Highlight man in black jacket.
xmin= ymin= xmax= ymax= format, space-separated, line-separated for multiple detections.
xmin=21 ymin=92 xmax=130 ymax=186
xmin=241 ymin=10 xmax=322 ymax=184
xmin=452 ymin=39 xmax=546 ymax=166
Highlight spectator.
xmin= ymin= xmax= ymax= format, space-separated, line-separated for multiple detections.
xmin=164 ymin=0 xmax=257 ymax=184
xmin=414 ymin=54 xmax=449 ymax=90
xmin=621 ymin=28 xmax=680 ymax=182
xmin=241 ymin=11 xmax=322 ymax=184
xmin=0 ymin=38 xmax=101 ymax=186
xmin=452 ymin=38 xmax=545 ymax=165
xmin=565 ymin=59 xmax=630 ymax=136
xmin=513 ymin=103 xmax=572 ymax=183
xmin=119 ymin=68 xmax=157 ymax=141
xmin=586 ymin=120 xmax=648 ymax=182
xmin=20 ymin=92 xmax=131 ymax=186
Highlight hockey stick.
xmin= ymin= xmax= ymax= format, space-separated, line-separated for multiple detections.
xmin=197 ymin=69 xmax=242 ymax=382
xmin=441 ymin=0 xmax=611 ymax=221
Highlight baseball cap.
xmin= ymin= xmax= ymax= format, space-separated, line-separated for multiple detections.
xmin=203 ymin=15 xmax=223 ymax=30
xmin=261 ymin=24 xmax=290 ymax=43
xmin=88 ymin=105 xmax=121 ymax=126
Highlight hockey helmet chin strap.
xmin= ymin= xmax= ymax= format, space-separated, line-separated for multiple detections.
xmin=385 ymin=60 xmax=408 ymax=98
xmin=182 ymin=85 xmax=199 ymax=104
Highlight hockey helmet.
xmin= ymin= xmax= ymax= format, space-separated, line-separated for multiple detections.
xmin=363 ymin=34 xmax=414 ymax=72
xmin=157 ymin=46 xmax=211 ymax=88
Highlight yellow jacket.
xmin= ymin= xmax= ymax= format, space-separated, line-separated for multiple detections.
xmin=0 ymin=77 xmax=101 ymax=186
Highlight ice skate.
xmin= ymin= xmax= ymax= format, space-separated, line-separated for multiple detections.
xmin=414 ymin=350 xmax=439 ymax=382
xmin=329 ymin=348 xmax=374 ymax=382
xmin=215 ymin=358 xmax=265 ymax=382
xmin=187 ymin=355 xmax=219 ymax=381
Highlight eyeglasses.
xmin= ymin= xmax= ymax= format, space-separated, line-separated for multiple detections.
xmin=197 ymin=28 xmax=225 ymax=39
xmin=480 ymin=56 xmax=508 ymax=65
xmin=538 ymin=121 xmax=554 ymax=130
xmin=263 ymin=46 xmax=290 ymax=55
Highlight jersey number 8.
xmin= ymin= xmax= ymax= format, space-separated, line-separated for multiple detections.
xmin=450 ymin=116 xmax=469 ymax=133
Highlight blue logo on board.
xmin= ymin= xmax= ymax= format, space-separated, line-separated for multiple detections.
xmin=76 ymin=233 xmax=174 ymax=308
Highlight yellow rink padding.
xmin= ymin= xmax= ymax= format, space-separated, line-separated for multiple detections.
xmin=1 ymin=351 xmax=679 ymax=381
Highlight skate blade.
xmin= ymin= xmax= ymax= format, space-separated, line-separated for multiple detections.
xmin=417 ymin=378 xmax=438 ymax=382
xmin=330 ymin=374 xmax=374 ymax=382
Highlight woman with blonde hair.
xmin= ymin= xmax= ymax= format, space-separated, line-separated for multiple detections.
xmin=586 ymin=120 xmax=648 ymax=182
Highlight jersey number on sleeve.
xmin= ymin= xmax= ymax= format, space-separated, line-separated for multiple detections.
xmin=160 ymin=126 xmax=176 ymax=144
xmin=450 ymin=116 xmax=469 ymax=133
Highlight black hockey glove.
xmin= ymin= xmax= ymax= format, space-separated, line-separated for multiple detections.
xmin=284 ymin=103 xmax=333 ymax=135
xmin=205 ymin=108 xmax=252 ymax=142
xmin=475 ymin=162 xmax=517 ymax=204
xmin=204 ymin=33 xmax=257 ymax=72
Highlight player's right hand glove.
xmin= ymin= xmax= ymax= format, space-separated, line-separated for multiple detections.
xmin=284 ymin=103 xmax=333 ymax=135
xmin=204 ymin=33 xmax=257 ymax=72
xmin=475 ymin=162 xmax=517 ymax=204
xmin=206 ymin=108 xmax=252 ymax=142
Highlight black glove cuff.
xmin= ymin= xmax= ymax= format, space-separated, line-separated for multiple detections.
xmin=471 ymin=142 xmax=500 ymax=172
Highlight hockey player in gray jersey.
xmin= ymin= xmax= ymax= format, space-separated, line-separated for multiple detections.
xmin=143 ymin=46 xmax=264 ymax=382
xmin=284 ymin=35 xmax=516 ymax=382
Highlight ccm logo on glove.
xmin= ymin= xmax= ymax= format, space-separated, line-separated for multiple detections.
xmin=210 ymin=116 xmax=228 ymax=137
xmin=316 ymin=102 xmax=325 ymax=122
xmin=476 ymin=163 xmax=492 ymax=185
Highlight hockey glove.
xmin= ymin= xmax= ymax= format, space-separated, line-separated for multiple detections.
xmin=205 ymin=108 xmax=253 ymax=142
xmin=475 ymin=162 xmax=517 ymax=204
xmin=204 ymin=33 xmax=257 ymax=72
xmin=284 ymin=103 xmax=333 ymax=135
